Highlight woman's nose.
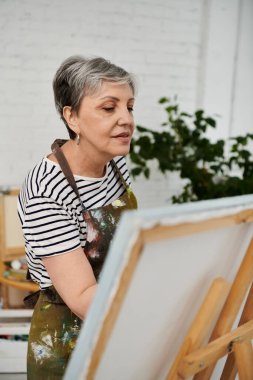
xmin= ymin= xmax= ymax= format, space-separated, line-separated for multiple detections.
xmin=117 ymin=107 xmax=134 ymax=125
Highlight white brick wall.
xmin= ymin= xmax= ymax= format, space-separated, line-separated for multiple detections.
xmin=0 ymin=0 xmax=252 ymax=208
xmin=230 ymin=0 xmax=253 ymax=136
xmin=200 ymin=0 xmax=253 ymax=140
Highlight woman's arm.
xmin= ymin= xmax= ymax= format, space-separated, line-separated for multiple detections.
xmin=42 ymin=247 xmax=97 ymax=320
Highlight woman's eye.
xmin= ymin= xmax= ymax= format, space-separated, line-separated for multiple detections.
xmin=103 ymin=107 xmax=114 ymax=112
xmin=102 ymin=106 xmax=134 ymax=112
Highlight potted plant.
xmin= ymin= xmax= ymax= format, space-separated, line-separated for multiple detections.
xmin=130 ymin=97 xmax=253 ymax=203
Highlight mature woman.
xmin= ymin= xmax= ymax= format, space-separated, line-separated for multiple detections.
xmin=18 ymin=55 xmax=137 ymax=379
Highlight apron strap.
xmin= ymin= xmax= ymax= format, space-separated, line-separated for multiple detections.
xmin=51 ymin=139 xmax=129 ymax=209
xmin=110 ymin=159 xmax=129 ymax=191
xmin=51 ymin=139 xmax=87 ymax=212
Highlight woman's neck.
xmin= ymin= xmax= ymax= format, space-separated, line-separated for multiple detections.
xmin=49 ymin=139 xmax=108 ymax=178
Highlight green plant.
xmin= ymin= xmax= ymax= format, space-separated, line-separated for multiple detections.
xmin=130 ymin=97 xmax=253 ymax=203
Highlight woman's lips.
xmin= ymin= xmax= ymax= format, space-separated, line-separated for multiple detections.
xmin=112 ymin=132 xmax=131 ymax=144
xmin=113 ymin=132 xmax=130 ymax=137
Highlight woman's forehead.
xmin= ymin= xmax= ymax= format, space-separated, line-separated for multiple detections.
xmin=91 ymin=81 xmax=134 ymax=100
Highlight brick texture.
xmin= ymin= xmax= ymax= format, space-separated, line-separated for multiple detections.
xmin=1 ymin=0 xmax=251 ymax=208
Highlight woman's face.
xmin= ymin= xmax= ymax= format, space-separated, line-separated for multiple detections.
xmin=73 ymin=81 xmax=135 ymax=162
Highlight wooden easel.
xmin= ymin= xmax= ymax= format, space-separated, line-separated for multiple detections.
xmin=0 ymin=190 xmax=39 ymax=308
xmin=166 ymin=238 xmax=253 ymax=380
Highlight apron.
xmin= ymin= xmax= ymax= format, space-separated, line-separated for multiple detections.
xmin=27 ymin=140 xmax=137 ymax=379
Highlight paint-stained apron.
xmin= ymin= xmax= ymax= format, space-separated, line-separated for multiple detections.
xmin=27 ymin=140 xmax=137 ymax=379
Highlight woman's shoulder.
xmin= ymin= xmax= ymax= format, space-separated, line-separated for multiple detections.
xmin=19 ymin=157 xmax=70 ymax=211
xmin=19 ymin=155 xmax=130 ymax=212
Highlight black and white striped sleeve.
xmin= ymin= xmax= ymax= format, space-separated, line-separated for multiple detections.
xmin=22 ymin=196 xmax=81 ymax=257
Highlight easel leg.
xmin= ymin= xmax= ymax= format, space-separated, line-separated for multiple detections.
xmin=220 ymin=282 xmax=253 ymax=380
xmin=2 ymin=284 xmax=9 ymax=308
xmin=194 ymin=238 xmax=253 ymax=380
xmin=234 ymin=340 xmax=253 ymax=380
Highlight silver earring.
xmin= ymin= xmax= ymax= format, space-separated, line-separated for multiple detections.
xmin=76 ymin=134 xmax=80 ymax=145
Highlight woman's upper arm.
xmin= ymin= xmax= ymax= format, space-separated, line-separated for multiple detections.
xmin=42 ymin=247 xmax=97 ymax=317
xmin=23 ymin=196 xmax=96 ymax=317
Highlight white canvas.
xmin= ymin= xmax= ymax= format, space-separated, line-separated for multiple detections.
xmin=64 ymin=194 xmax=253 ymax=380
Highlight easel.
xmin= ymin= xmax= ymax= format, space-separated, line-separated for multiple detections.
xmin=0 ymin=190 xmax=39 ymax=308
xmin=166 ymin=238 xmax=253 ymax=380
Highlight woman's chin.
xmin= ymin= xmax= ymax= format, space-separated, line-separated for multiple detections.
xmin=114 ymin=146 xmax=131 ymax=157
xmin=107 ymin=141 xmax=131 ymax=158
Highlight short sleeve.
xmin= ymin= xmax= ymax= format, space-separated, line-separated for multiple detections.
xmin=22 ymin=196 xmax=81 ymax=257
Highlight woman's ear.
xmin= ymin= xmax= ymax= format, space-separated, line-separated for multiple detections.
xmin=63 ymin=106 xmax=80 ymax=135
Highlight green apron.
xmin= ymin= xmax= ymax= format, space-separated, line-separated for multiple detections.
xmin=27 ymin=140 xmax=137 ymax=379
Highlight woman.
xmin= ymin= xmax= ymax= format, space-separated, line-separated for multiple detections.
xmin=18 ymin=55 xmax=137 ymax=379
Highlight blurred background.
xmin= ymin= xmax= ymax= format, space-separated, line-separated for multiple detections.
xmin=0 ymin=0 xmax=252 ymax=208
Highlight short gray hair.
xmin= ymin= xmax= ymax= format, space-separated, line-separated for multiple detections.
xmin=53 ymin=55 xmax=136 ymax=139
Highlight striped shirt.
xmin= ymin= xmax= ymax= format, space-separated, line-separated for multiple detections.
xmin=17 ymin=156 xmax=131 ymax=289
